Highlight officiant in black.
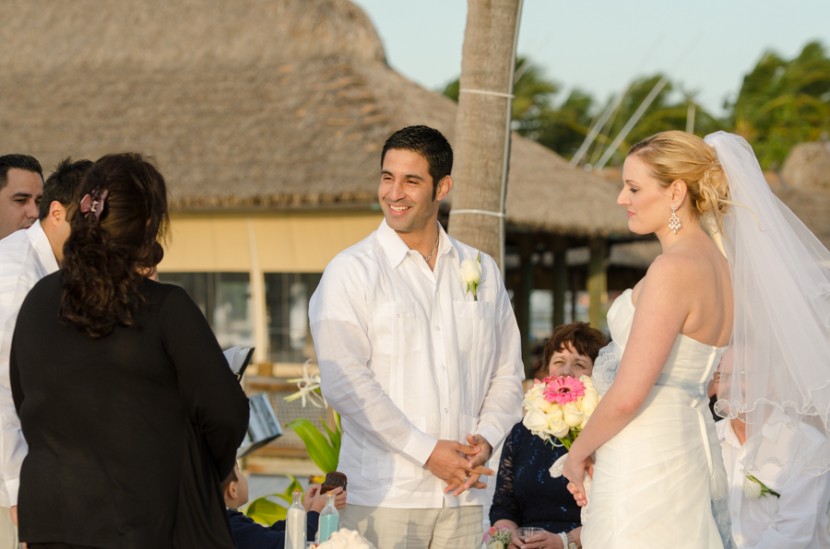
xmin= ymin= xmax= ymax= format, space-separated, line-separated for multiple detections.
xmin=10 ymin=153 xmax=249 ymax=548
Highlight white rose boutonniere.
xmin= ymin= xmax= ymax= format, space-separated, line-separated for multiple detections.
xmin=743 ymin=474 xmax=780 ymax=498
xmin=460 ymin=252 xmax=482 ymax=301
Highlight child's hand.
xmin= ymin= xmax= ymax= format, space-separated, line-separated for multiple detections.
xmin=306 ymin=485 xmax=346 ymax=513
xmin=329 ymin=486 xmax=347 ymax=510
xmin=303 ymin=484 xmax=322 ymax=512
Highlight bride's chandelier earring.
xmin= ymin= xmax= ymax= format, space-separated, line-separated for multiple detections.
xmin=668 ymin=205 xmax=682 ymax=234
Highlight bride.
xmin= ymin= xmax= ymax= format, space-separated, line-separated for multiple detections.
xmin=562 ymin=130 xmax=830 ymax=548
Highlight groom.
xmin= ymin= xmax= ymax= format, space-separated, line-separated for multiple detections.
xmin=309 ymin=125 xmax=524 ymax=548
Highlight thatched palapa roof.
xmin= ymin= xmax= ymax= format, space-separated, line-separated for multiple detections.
xmin=1 ymin=0 xmax=630 ymax=239
xmin=782 ymin=141 xmax=830 ymax=192
xmin=773 ymin=141 xmax=830 ymax=247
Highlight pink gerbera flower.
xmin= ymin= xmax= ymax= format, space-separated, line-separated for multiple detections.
xmin=542 ymin=375 xmax=585 ymax=405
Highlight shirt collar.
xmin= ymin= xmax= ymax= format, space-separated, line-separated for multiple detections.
xmin=375 ymin=219 xmax=456 ymax=269
xmin=719 ymin=419 xmax=743 ymax=449
xmin=26 ymin=220 xmax=59 ymax=274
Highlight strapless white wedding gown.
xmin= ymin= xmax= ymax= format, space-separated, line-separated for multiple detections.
xmin=582 ymin=289 xmax=733 ymax=548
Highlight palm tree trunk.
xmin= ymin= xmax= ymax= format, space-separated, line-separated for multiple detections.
xmin=448 ymin=0 xmax=523 ymax=271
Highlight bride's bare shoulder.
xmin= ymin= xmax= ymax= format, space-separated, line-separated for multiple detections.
xmin=646 ymin=250 xmax=704 ymax=281
xmin=633 ymin=251 xmax=711 ymax=302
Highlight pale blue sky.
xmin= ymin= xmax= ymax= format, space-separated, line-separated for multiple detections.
xmin=352 ymin=0 xmax=830 ymax=116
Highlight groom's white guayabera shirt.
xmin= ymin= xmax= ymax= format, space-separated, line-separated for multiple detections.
xmin=0 ymin=221 xmax=59 ymax=508
xmin=717 ymin=416 xmax=830 ymax=549
xmin=310 ymin=220 xmax=523 ymax=509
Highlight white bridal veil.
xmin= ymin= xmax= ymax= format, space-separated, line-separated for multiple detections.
xmin=705 ymin=131 xmax=830 ymax=476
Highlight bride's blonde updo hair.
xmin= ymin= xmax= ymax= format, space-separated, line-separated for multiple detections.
xmin=628 ymin=130 xmax=730 ymax=227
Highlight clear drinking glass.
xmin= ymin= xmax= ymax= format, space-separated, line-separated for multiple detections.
xmin=517 ymin=526 xmax=543 ymax=541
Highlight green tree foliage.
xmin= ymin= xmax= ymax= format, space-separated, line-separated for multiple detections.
xmin=729 ymin=40 xmax=830 ymax=168
xmin=442 ymin=41 xmax=828 ymax=169
xmin=586 ymin=75 xmax=725 ymax=167
xmin=535 ymin=89 xmax=596 ymax=159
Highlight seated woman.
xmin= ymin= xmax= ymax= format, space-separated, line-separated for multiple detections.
xmin=490 ymin=322 xmax=607 ymax=549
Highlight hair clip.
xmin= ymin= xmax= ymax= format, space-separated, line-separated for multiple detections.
xmin=79 ymin=188 xmax=109 ymax=222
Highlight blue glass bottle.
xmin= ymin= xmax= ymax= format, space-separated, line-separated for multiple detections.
xmin=318 ymin=492 xmax=339 ymax=542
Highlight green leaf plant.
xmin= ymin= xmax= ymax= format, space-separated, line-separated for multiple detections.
xmin=244 ymin=474 xmax=302 ymax=525
xmin=243 ymin=361 xmax=342 ymax=525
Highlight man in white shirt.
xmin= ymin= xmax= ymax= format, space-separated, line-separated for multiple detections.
xmin=717 ymin=413 xmax=830 ymax=548
xmin=0 ymin=155 xmax=44 ymax=241
xmin=0 ymin=158 xmax=91 ymax=546
xmin=309 ymin=125 xmax=524 ymax=548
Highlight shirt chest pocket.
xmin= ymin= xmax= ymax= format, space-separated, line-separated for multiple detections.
xmin=371 ymin=301 xmax=423 ymax=356
xmin=453 ymin=301 xmax=496 ymax=357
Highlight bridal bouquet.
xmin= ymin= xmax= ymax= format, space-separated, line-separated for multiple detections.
xmin=522 ymin=374 xmax=600 ymax=449
xmin=521 ymin=374 xmax=600 ymax=496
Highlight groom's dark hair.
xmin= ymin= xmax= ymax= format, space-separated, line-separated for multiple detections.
xmin=380 ymin=125 xmax=452 ymax=199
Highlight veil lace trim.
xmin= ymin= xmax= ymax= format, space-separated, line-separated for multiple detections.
xmin=705 ymin=131 xmax=830 ymax=476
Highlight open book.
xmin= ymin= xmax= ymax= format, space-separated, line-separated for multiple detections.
xmin=223 ymin=345 xmax=255 ymax=381
xmin=223 ymin=346 xmax=284 ymax=457
xmin=237 ymin=393 xmax=283 ymax=458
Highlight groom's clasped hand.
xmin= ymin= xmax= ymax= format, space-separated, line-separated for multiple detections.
xmin=425 ymin=434 xmax=495 ymax=496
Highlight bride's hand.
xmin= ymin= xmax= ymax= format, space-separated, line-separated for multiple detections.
xmin=562 ymin=453 xmax=593 ymax=507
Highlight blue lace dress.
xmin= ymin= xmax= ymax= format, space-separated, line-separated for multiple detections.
xmin=489 ymin=422 xmax=581 ymax=533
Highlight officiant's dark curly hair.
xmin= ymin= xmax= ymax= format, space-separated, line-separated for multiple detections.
xmin=60 ymin=153 xmax=168 ymax=338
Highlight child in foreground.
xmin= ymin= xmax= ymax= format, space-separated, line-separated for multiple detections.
xmin=223 ymin=463 xmax=347 ymax=548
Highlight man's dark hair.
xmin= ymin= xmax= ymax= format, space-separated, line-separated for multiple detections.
xmin=39 ymin=158 xmax=94 ymax=220
xmin=0 ymin=154 xmax=43 ymax=190
xmin=381 ymin=125 xmax=453 ymax=198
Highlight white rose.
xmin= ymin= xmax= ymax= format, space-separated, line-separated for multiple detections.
xmin=580 ymin=375 xmax=595 ymax=390
xmin=317 ymin=528 xmax=376 ymax=549
xmin=743 ymin=476 xmax=762 ymax=498
xmin=578 ymin=404 xmax=593 ymax=429
xmin=523 ymin=409 xmax=550 ymax=437
xmin=538 ymin=398 xmax=556 ymax=413
xmin=546 ymin=409 xmax=569 ymax=438
xmin=579 ymin=388 xmax=600 ymax=417
xmin=562 ymin=402 xmax=583 ymax=428
xmin=524 ymin=383 xmax=544 ymax=403
xmin=522 ymin=390 xmax=542 ymax=414
xmin=460 ymin=257 xmax=481 ymax=284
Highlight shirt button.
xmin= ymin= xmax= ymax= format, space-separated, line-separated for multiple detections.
xmin=434 ymin=325 xmax=441 ymax=331
xmin=443 ymin=408 xmax=448 ymax=414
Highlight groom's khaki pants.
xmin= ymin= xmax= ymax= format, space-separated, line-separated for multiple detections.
xmin=0 ymin=506 xmax=18 ymax=548
xmin=343 ymin=504 xmax=482 ymax=549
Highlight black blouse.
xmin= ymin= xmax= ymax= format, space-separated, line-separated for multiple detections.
xmin=11 ymin=274 xmax=249 ymax=548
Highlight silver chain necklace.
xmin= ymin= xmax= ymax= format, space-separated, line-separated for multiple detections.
xmin=422 ymin=232 xmax=440 ymax=263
